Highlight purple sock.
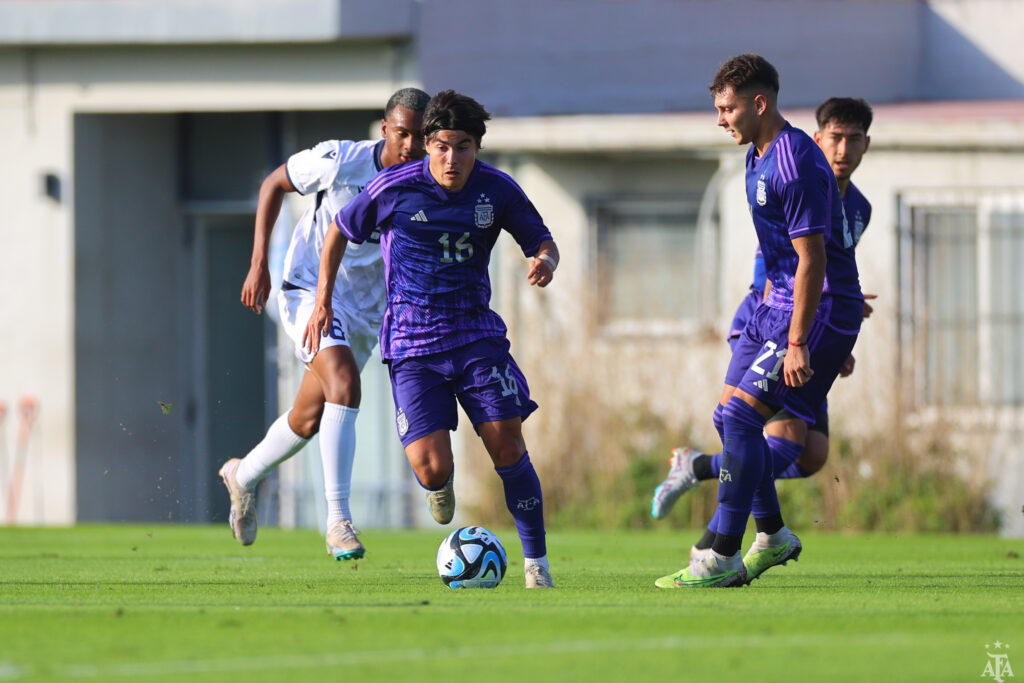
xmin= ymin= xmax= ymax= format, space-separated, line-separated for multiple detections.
xmin=767 ymin=435 xmax=804 ymax=479
xmin=716 ymin=397 xmax=768 ymax=538
xmin=710 ymin=452 xmax=723 ymax=478
xmin=712 ymin=403 xmax=725 ymax=445
xmin=778 ymin=461 xmax=811 ymax=479
xmin=495 ymin=452 xmax=546 ymax=559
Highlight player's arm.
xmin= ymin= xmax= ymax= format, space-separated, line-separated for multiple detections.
xmin=527 ymin=239 xmax=559 ymax=288
xmin=242 ymin=164 xmax=294 ymax=314
xmin=303 ymin=221 xmax=348 ymax=356
xmin=783 ymin=233 xmax=826 ymax=388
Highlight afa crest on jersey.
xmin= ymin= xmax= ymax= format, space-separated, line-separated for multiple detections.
xmin=756 ymin=175 xmax=767 ymax=206
xmin=475 ymin=194 xmax=494 ymax=229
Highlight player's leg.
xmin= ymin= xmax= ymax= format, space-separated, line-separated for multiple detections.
xmin=743 ymin=323 xmax=853 ymax=581
xmin=652 ymin=292 xmax=759 ymax=519
xmin=219 ymin=288 xmax=322 ymax=545
xmin=770 ymin=403 xmax=831 ymax=479
xmin=477 ymin=418 xmax=551 ymax=588
xmin=404 ymin=429 xmax=457 ymax=522
xmin=307 ymin=342 xmax=365 ymax=560
xmin=388 ymin=354 xmax=460 ymax=524
xmin=459 ymin=337 xmax=550 ymax=588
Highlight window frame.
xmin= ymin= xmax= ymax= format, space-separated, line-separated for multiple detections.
xmin=898 ymin=188 xmax=1024 ymax=415
xmin=588 ymin=192 xmax=714 ymax=338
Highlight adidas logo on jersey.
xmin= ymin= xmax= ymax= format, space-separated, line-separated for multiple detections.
xmin=411 ymin=210 xmax=428 ymax=222
xmin=754 ymin=379 xmax=770 ymax=392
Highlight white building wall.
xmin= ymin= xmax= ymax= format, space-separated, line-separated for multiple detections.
xmin=0 ymin=42 xmax=418 ymax=524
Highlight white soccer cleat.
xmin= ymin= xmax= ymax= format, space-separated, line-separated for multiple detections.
xmin=743 ymin=526 xmax=802 ymax=583
xmin=325 ymin=519 xmax=365 ymax=561
xmin=525 ymin=564 xmax=554 ymax=589
xmin=218 ymin=458 xmax=257 ymax=546
xmin=426 ymin=474 xmax=455 ymax=525
xmin=650 ymin=447 xmax=701 ymax=519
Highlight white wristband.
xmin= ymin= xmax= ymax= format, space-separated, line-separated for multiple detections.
xmin=536 ymin=253 xmax=558 ymax=272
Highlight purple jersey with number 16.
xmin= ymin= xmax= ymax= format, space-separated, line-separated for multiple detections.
xmin=746 ymin=122 xmax=863 ymax=333
xmin=334 ymin=157 xmax=553 ymax=361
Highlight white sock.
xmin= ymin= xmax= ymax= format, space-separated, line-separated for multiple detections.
xmin=235 ymin=411 xmax=308 ymax=490
xmin=524 ymin=555 xmax=549 ymax=571
xmin=320 ymin=403 xmax=358 ymax=528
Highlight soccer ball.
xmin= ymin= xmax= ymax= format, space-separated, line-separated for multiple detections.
xmin=436 ymin=526 xmax=508 ymax=588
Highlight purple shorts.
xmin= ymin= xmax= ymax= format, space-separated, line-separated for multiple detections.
xmin=387 ymin=336 xmax=538 ymax=447
xmin=728 ymin=288 xmax=764 ymax=348
xmin=724 ymin=305 xmax=856 ymax=425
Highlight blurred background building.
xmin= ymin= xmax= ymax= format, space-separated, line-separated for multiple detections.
xmin=1 ymin=0 xmax=1023 ymax=534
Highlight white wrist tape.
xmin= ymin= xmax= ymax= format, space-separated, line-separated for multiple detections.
xmin=536 ymin=253 xmax=558 ymax=272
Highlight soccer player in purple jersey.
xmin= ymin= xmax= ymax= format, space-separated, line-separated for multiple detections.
xmin=305 ymin=90 xmax=560 ymax=588
xmin=652 ymin=99 xmax=874 ymax=530
xmin=655 ymin=55 xmax=864 ymax=588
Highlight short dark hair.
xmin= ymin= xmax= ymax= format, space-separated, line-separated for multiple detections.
xmin=385 ymin=87 xmax=430 ymax=117
xmin=709 ymin=54 xmax=780 ymax=97
xmin=815 ymin=97 xmax=873 ymax=133
xmin=422 ymin=90 xmax=491 ymax=146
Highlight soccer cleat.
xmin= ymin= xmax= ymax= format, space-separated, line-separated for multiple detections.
xmin=325 ymin=519 xmax=365 ymax=561
xmin=742 ymin=526 xmax=802 ymax=583
xmin=524 ymin=564 xmax=554 ymax=588
xmin=655 ymin=550 xmax=747 ymax=588
xmin=218 ymin=458 xmax=257 ymax=546
xmin=650 ymin=447 xmax=701 ymax=519
xmin=426 ymin=474 xmax=455 ymax=525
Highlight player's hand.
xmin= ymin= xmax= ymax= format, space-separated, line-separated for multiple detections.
xmin=783 ymin=343 xmax=814 ymax=388
xmin=862 ymin=293 xmax=877 ymax=319
xmin=839 ymin=354 xmax=856 ymax=378
xmin=241 ymin=263 xmax=272 ymax=314
xmin=302 ymin=302 xmax=333 ymax=356
xmin=527 ymin=257 xmax=555 ymax=288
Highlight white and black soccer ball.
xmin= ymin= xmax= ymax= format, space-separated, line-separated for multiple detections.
xmin=436 ymin=526 xmax=508 ymax=589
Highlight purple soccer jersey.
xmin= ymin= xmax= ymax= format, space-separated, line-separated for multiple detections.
xmin=746 ymin=123 xmax=862 ymax=332
xmin=334 ymin=158 xmax=553 ymax=360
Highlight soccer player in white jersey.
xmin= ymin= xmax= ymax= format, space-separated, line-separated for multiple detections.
xmin=218 ymin=88 xmax=429 ymax=560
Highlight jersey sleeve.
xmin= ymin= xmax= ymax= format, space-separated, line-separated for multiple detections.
xmin=334 ymin=185 xmax=393 ymax=244
xmin=500 ymin=180 xmax=553 ymax=256
xmin=777 ymin=156 xmax=831 ymax=241
xmin=285 ymin=140 xmax=346 ymax=196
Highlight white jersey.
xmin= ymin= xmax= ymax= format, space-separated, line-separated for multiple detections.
xmin=282 ymin=138 xmax=386 ymax=338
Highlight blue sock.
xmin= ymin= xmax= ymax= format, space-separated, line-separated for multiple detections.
xmin=716 ymin=397 xmax=768 ymax=538
xmin=778 ymin=461 xmax=811 ymax=479
xmin=710 ymin=452 xmax=723 ymax=478
xmin=712 ymin=403 xmax=725 ymax=445
xmin=495 ymin=452 xmax=546 ymax=559
xmin=767 ymin=435 xmax=805 ymax=480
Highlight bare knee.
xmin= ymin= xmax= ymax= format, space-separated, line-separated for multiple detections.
xmin=405 ymin=431 xmax=454 ymax=488
xmin=479 ymin=420 xmax=526 ymax=468
xmin=286 ymin=403 xmax=321 ymax=440
xmin=796 ymin=430 xmax=829 ymax=475
xmin=311 ymin=347 xmax=361 ymax=407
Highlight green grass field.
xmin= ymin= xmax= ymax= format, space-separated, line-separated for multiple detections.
xmin=1 ymin=525 xmax=1022 ymax=682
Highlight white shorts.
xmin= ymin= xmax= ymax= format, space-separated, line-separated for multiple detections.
xmin=277 ymin=285 xmax=378 ymax=370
